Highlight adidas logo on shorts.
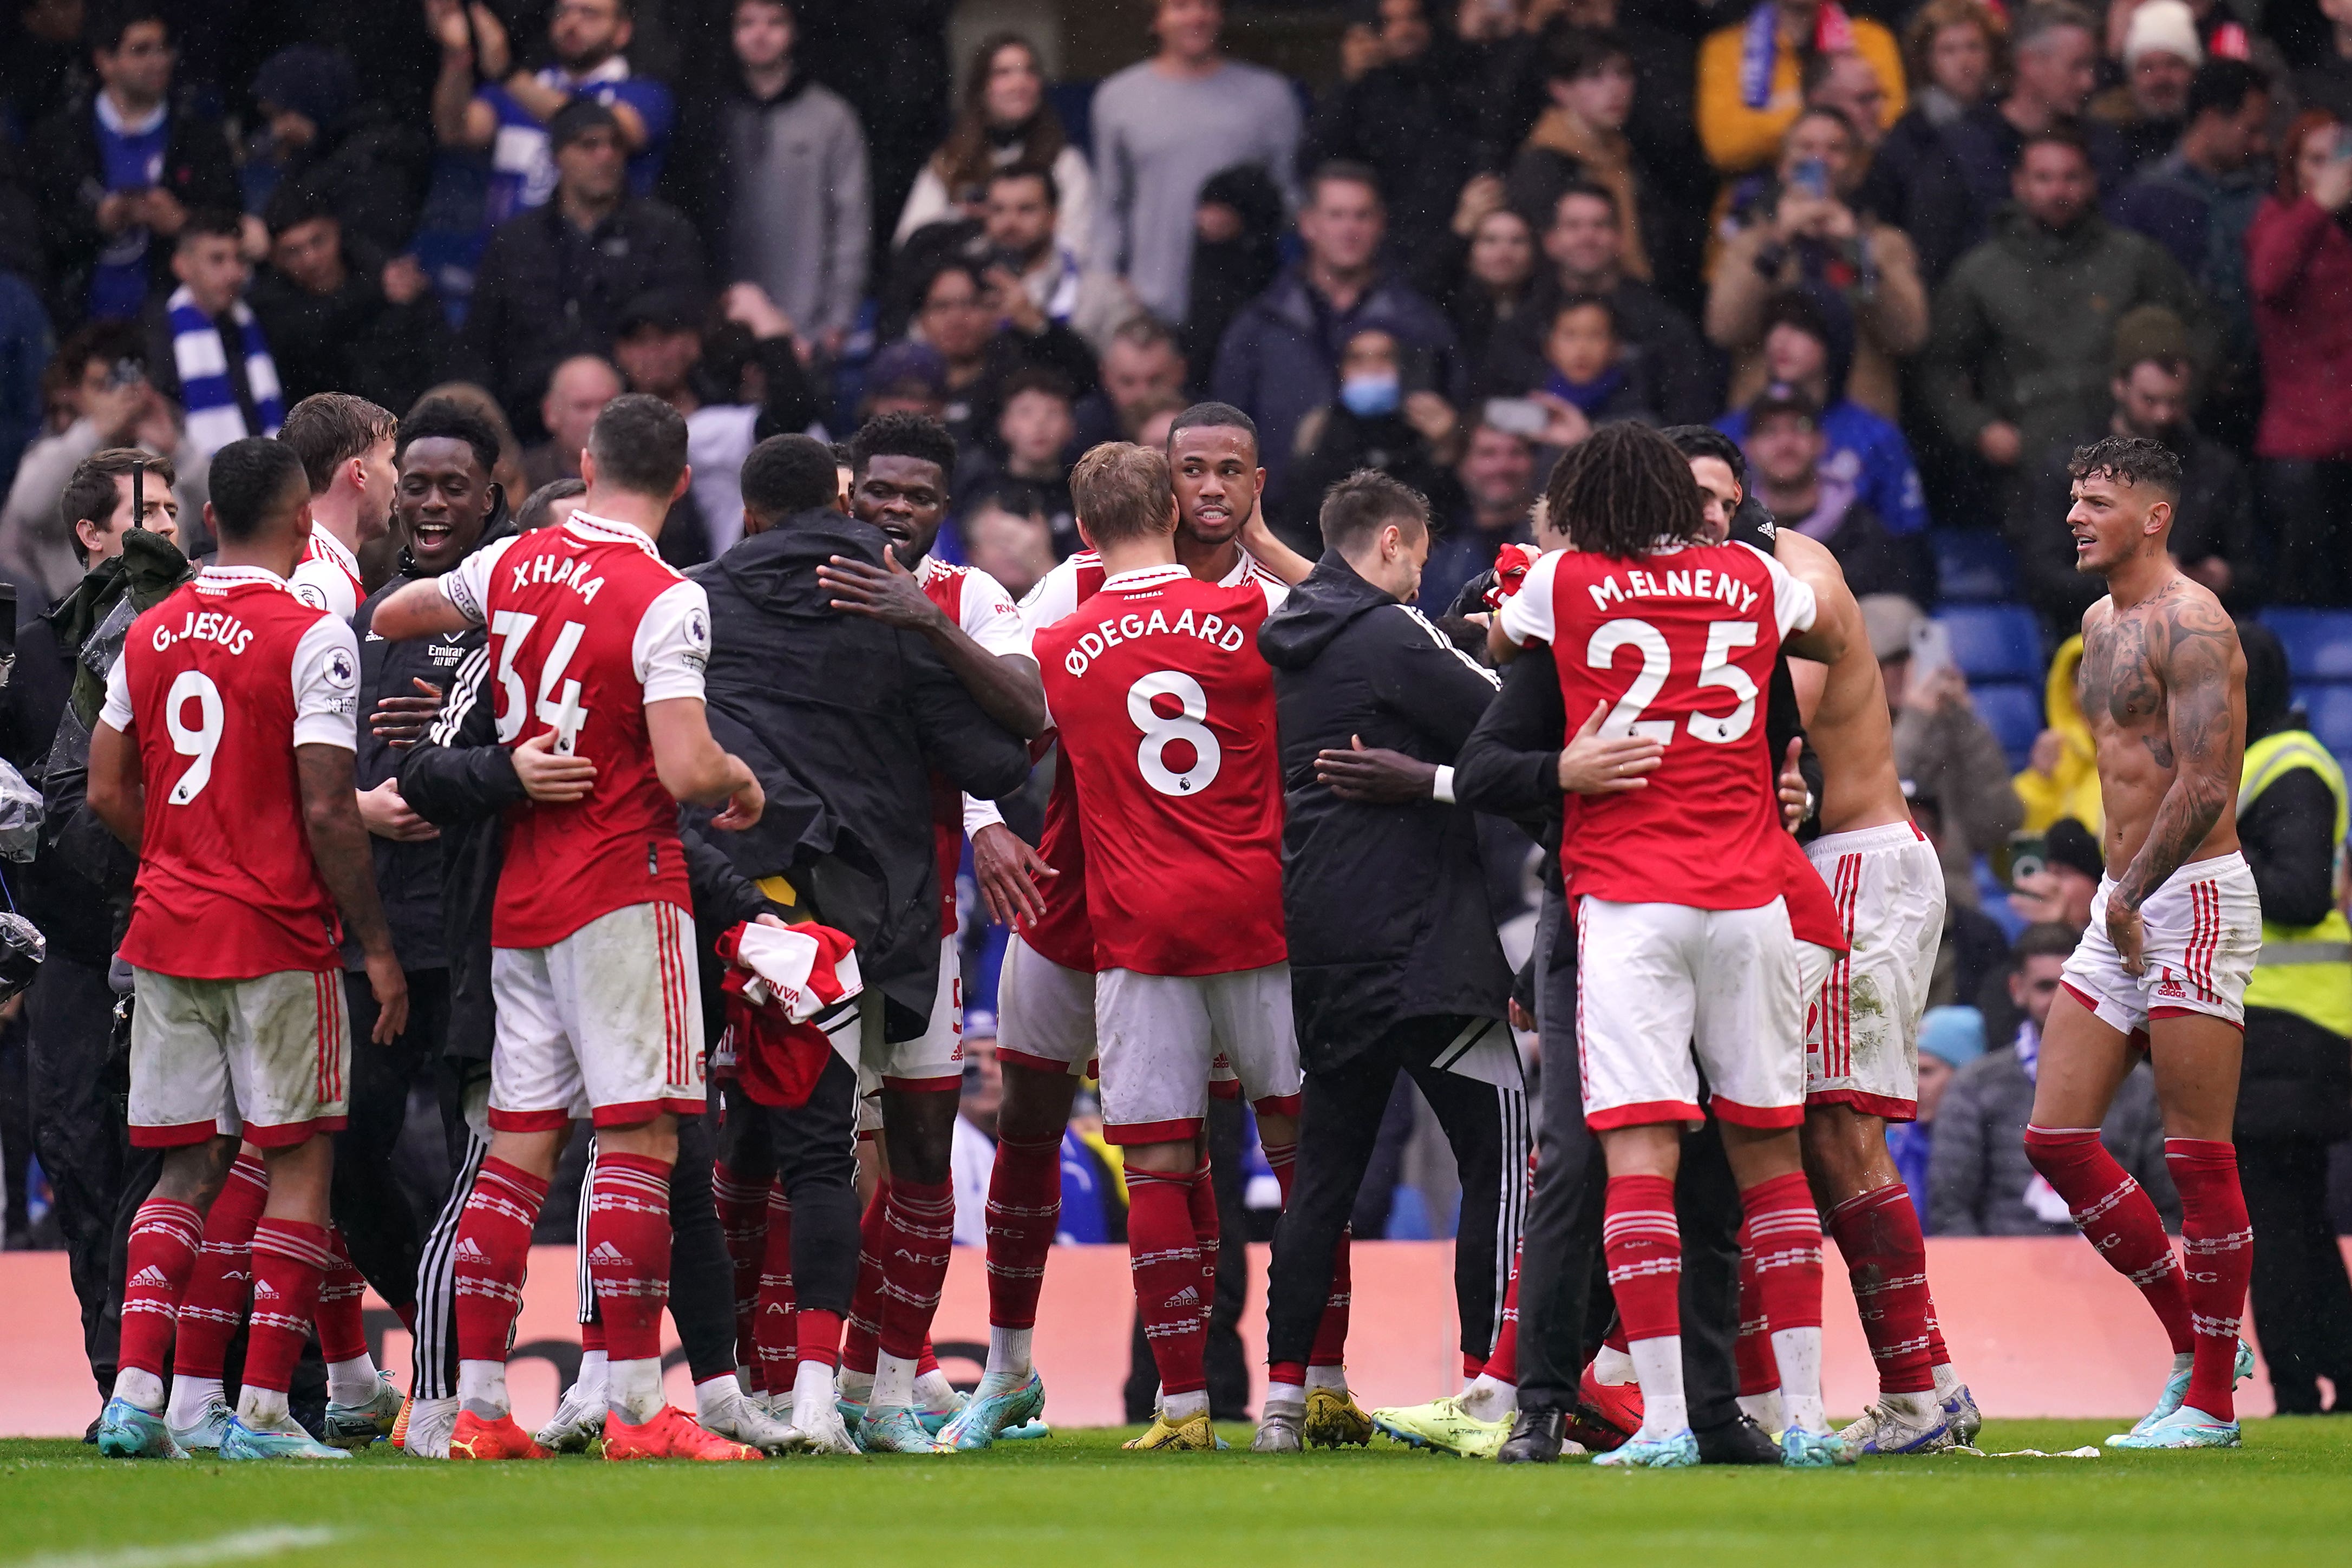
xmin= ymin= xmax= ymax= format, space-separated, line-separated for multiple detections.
xmin=2155 ymin=968 xmax=2186 ymax=999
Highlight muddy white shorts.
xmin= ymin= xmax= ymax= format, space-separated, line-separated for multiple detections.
xmin=128 ymin=968 xmax=350 ymax=1148
xmin=1096 ymin=963 xmax=1302 ymax=1144
xmin=1575 ymin=896 xmax=1835 ymax=1132
xmin=489 ymin=900 xmax=704 ymax=1131
xmin=1804 ymin=821 xmax=1945 ymax=1121
xmin=995 ymin=933 xmax=1098 ymax=1077
xmin=2062 ymin=852 xmax=2262 ymax=1036
xmin=854 ymin=935 xmax=966 ymax=1134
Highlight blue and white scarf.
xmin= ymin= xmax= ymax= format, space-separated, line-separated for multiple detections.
xmin=167 ymin=284 xmax=283 ymax=459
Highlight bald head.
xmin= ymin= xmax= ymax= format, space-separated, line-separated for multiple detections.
xmin=541 ymin=355 xmax=624 ymax=465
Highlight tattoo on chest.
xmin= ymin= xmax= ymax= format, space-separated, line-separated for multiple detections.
xmin=2082 ymin=605 xmax=2166 ymax=754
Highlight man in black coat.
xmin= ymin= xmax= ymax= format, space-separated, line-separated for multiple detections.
xmin=1250 ymin=469 xmax=1524 ymax=1454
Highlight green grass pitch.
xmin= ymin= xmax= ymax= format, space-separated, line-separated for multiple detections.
xmin=5 ymin=1420 xmax=2351 ymax=1567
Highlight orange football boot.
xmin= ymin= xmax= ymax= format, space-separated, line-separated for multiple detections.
xmin=603 ymin=1406 xmax=763 ymax=1461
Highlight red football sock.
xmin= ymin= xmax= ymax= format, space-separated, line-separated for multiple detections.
xmin=1730 ymin=1223 xmax=1775 ymax=1394
xmin=1188 ymin=1160 xmax=1220 ymax=1328
xmin=245 ymin=1219 xmax=334 ymax=1397
xmin=453 ymin=1157 xmax=547 ymax=1363
xmin=753 ymin=1183 xmax=796 ymax=1395
xmin=119 ymin=1197 xmax=204 ymax=1386
xmin=1484 ymin=1243 xmax=1523 ymax=1384
xmin=2024 ymin=1126 xmax=2192 ymax=1353
xmin=711 ymin=1162 xmax=769 ymax=1363
xmin=1826 ymin=1182 xmax=1937 ymax=1395
xmin=1743 ymin=1172 xmax=1825 ymax=1335
xmin=917 ymin=1341 xmax=940 ymax=1378
xmin=1262 ymin=1138 xmax=1296 ymax=1205
xmin=1602 ymin=1175 xmax=1681 ymax=1343
xmin=875 ymin=1178 xmax=955 ymax=1363
xmin=315 ymin=1225 xmax=369 ymax=1365
xmin=1128 ymin=1167 xmax=1207 ymax=1397
xmin=172 ymin=1150 xmax=268 ymax=1380
xmin=2167 ymin=1138 xmax=2252 ymax=1421
xmin=983 ymin=1130 xmax=1062 ymax=1330
xmin=842 ymin=1181 xmax=888 ymax=1377
xmin=796 ymin=1306 xmax=843 ymax=1370
xmin=581 ymin=1318 xmax=605 ymax=1354
xmin=586 ymin=1152 xmax=673 ymax=1362
xmin=1604 ymin=1323 xmax=1628 ymax=1354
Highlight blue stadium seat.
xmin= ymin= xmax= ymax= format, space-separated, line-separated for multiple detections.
xmin=2262 ymin=610 xmax=2352 ymax=683
xmin=1935 ymin=605 xmax=2044 ymax=684
xmin=1932 ymin=531 xmax=2016 ymax=602
xmin=1971 ymin=682 xmax=2045 ymax=770
xmin=2298 ymin=686 xmax=2352 ymax=763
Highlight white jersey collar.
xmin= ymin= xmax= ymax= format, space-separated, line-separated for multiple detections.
xmin=1102 ymin=564 xmax=1190 ymax=591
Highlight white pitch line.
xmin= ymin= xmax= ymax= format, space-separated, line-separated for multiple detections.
xmin=8 ymin=1525 xmax=344 ymax=1568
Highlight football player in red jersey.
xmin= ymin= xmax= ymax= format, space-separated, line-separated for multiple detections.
xmin=280 ymin=393 xmax=397 ymax=619
xmin=1490 ymin=424 xmax=1853 ymax=1468
xmin=936 ymin=404 xmax=1304 ymax=1451
xmin=372 ymin=395 xmax=767 ymax=1462
xmin=89 ymin=437 xmax=408 ymax=1461
xmin=1030 ymin=441 xmax=1301 ymax=1452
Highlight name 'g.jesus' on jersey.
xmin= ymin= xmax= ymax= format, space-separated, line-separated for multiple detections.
xmin=1498 ymin=541 xmax=1818 ymax=912
xmin=1033 ymin=566 xmax=1285 ymax=977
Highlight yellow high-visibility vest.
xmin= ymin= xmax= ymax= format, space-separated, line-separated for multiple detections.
xmin=2237 ymin=731 xmax=2352 ymax=1037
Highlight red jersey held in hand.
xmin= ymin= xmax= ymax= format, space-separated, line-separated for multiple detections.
xmin=1498 ymin=541 xmax=1819 ymax=913
xmin=440 ymin=511 xmax=712 ymax=948
xmin=1033 ymin=564 xmax=1285 ymax=977
xmin=104 ymin=566 xmax=363 ymax=978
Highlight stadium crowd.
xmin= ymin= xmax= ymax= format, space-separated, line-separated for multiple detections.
xmin=2 ymin=0 xmax=2351 ymax=1460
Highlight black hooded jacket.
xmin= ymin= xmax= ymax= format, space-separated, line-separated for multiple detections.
xmin=1257 ymin=552 xmax=1511 ymax=1070
xmin=690 ymin=508 xmax=1031 ymax=1037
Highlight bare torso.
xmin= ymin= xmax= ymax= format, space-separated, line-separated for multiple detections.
xmin=2078 ymin=572 xmax=2244 ymax=892
xmin=1775 ymin=531 xmax=1909 ymax=834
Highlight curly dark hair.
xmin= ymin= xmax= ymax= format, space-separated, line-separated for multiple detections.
xmin=2067 ymin=434 xmax=2181 ymax=500
xmin=1544 ymin=423 xmax=1707 ymax=560
xmin=847 ymin=411 xmax=957 ymax=481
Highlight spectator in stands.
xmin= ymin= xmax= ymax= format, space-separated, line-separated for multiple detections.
xmin=2006 ymin=814 xmax=2102 ymax=931
xmin=1301 ymin=0 xmax=1483 ymax=264
xmin=1715 ymin=290 xmax=1929 ymax=539
xmin=1275 ymin=325 xmax=1465 ymax=548
xmin=857 ymin=339 xmax=949 ymax=426
xmin=30 ymin=4 xmax=239 ymax=328
xmin=2015 ymin=632 xmax=2105 ymax=834
xmin=962 ymin=367 xmax=1078 ymax=555
xmin=1739 ymin=383 xmax=1909 ymax=597
xmin=2248 ymin=109 xmax=2352 ymax=607
xmin=141 ymin=210 xmax=282 ymax=462
xmin=430 ymin=0 xmax=672 ymax=233
xmin=244 ymin=44 xmax=427 ymax=261
xmin=1210 ymin=163 xmax=1460 ymax=509
xmin=663 ymin=0 xmax=866 ymax=361
xmin=1943 ymin=4 xmax=2132 ymax=217
xmin=1889 ymin=1004 xmax=1985 ymax=1227
xmin=466 ymin=99 xmax=703 ymax=426
xmin=2012 ymin=309 xmax=2257 ymax=624
xmin=1931 ymin=921 xmax=2180 ymax=1236
xmin=1413 ymin=193 xmax=1539 ymax=382
xmin=979 ymin=165 xmax=1131 ymax=352
xmin=1521 ymin=293 xmax=1655 ymax=430
xmin=1481 ymin=183 xmax=1716 ymax=426
xmin=1180 ymin=163 xmax=1289 ymax=380
xmin=0 ymin=321 xmax=198 ymax=600
xmin=1127 ymin=394 xmax=1190 ymax=454
xmin=1504 ymin=28 xmax=1657 ymax=285
xmin=1417 ymin=411 xmax=1534 ymax=615
xmin=249 ymin=184 xmax=467 ymax=413
xmin=520 ymin=354 xmax=620 ymax=491
xmin=898 ymin=256 xmax=1097 ymax=460
xmin=894 ymin=34 xmax=1093 ymax=269
xmin=2297 ymin=0 xmax=2352 ymax=121
xmin=1862 ymin=0 xmax=2006 ymax=288
xmin=1696 ymin=0 xmax=1907 ymax=179
xmin=1092 ymin=0 xmax=1302 ymax=325
xmin=1866 ymin=593 xmax=2024 ymax=907
xmin=1707 ymin=107 xmax=1929 ymax=421
xmin=1073 ymin=316 xmax=1188 ymax=450
xmin=1923 ymin=125 xmax=2205 ymax=488
xmin=960 ymin=486 xmax=1059 ymax=599
xmin=2091 ymin=0 xmax=2201 ymax=175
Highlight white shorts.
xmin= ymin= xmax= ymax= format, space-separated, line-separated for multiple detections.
xmin=1575 ymin=897 xmax=1835 ymax=1132
xmin=1804 ymin=822 xmax=1945 ymax=1121
xmin=996 ymin=933 xmax=1097 ymax=1077
xmin=1096 ymin=964 xmax=1302 ymax=1143
xmin=489 ymin=900 xmax=704 ymax=1132
xmin=2062 ymin=853 xmax=2262 ymax=1036
xmin=854 ymin=935 xmax=965 ymax=1134
xmin=128 ymin=968 xmax=350 ymax=1148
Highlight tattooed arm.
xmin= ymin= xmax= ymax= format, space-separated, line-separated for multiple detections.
xmin=2106 ymin=590 xmax=2244 ymax=973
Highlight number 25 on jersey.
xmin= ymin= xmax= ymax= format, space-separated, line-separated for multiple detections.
xmin=1588 ymin=617 xmax=1759 ymax=746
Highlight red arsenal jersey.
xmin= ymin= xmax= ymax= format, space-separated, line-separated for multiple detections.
xmin=1034 ymin=565 xmax=1286 ymax=977
xmin=440 ymin=511 xmax=712 ymax=948
xmin=1017 ymin=549 xmax=1285 ymax=971
xmin=1498 ymin=541 xmax=1818 ymax=912
xmin=917 ymin=556 xmax=1026 ymax=937
xmin=103 ymin=566 xmax=362 ymax=978
xmin=290 ymin=527 xmax=364 ymax=620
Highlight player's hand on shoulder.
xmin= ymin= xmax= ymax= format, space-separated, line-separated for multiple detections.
xmin=1558 ymin=699 xmax=1663 ymax=795
xmin=817 ymin=551 xmax=941 ymax=630
xmin=513 ymin=731 xmax=597 ymax=803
